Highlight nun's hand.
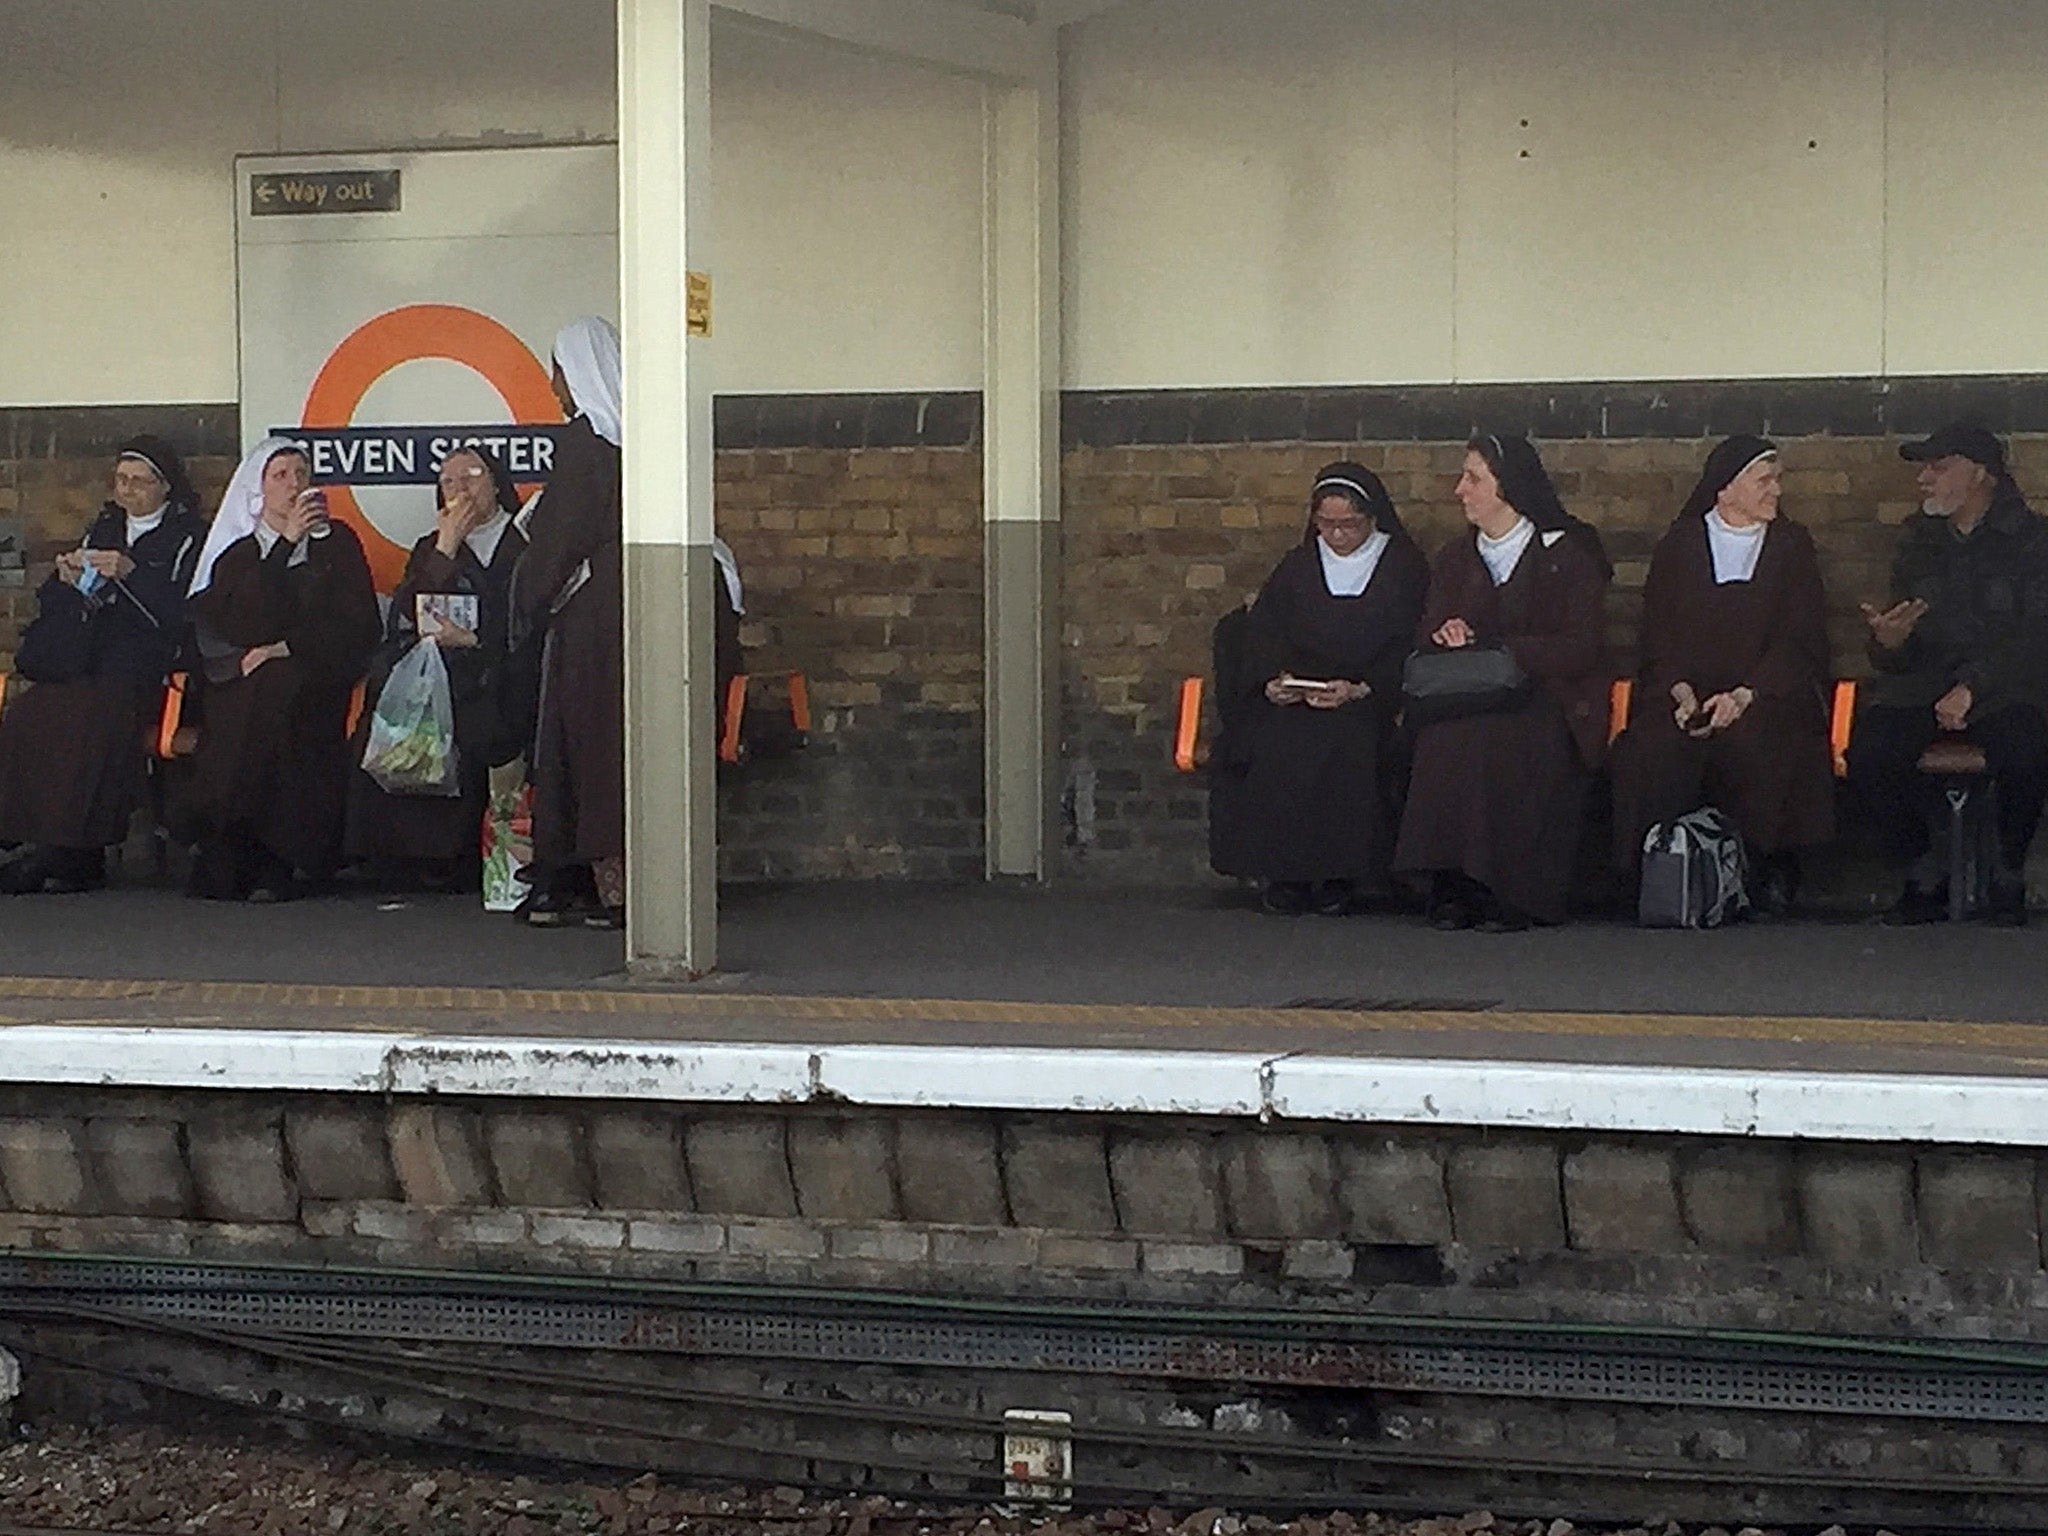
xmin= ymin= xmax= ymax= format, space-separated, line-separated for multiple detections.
xmin=85 ymin=550 xmax=134 ymax=581
xmin=1265 ymin=677 xmax=1299 ymax=705
xmin=1306 ymin=680 xmax=1366 ymax=709
xmin=54 ymin=550 xmax=86 ymax=587
xmin=1433 ymin=618 xmax=1474 ymax=649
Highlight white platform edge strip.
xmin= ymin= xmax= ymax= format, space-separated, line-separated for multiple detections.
xmin=2 ymin=1025 xmax=2046 ymax=1145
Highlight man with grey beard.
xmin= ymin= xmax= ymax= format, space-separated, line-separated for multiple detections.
xmin=1849 ymin=423 xmax=2048 ymax=926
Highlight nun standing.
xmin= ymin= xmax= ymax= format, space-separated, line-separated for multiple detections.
xmin=512 ymin=318 xmax=628 ymax=927
xmin=1609 ymin=435 xmax=1835 ymax=913
xmin=0 ymin=436 xmax=207 ymax=894
xmin=1394 ymin=436 xmax=1611 ymax=930
xmin=1213 ymin=462 xmax=1429 ymax=914
xmin=344 ymin=444 xmax=531 ymax=888
xmin=185 ymin=438 xmax=381 ymax=900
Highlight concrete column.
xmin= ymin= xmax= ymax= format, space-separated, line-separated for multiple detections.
xmin=982 ymin=30 xmax=1062 ymax=879
xmin=619 ymin=0 xmax=717 ymax=975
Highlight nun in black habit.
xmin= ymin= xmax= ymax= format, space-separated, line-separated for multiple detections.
xmin=1609 ymin=435 xmax=1834 ymax=913
xmin=0 ymin=435 xmax=207 ymax=893
xmin=1211 ymin=462 xmax=1429 ymax=914
xmin=344 ymin=444 xmax=531 ymax=887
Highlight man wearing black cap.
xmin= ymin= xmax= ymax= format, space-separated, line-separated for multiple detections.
xmin=1848 ymin=423 xmax=2048 ymax=924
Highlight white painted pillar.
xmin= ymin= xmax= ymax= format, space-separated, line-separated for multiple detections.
xmin=982 ymin=28 xmax=1062 ymax=879
xmin=619 ymin=0 xmax=717 ymax=975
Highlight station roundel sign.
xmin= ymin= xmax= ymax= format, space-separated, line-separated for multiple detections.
xmin=299 ymin=303 xmax=561 ymax=591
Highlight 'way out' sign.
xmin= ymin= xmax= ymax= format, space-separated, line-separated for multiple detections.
xmin=236 ymin=146 xmax=618 ymax=591
xmin=250 ymin=169 xmax=402 ymax=216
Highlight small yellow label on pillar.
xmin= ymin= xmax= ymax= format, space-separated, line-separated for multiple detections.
xmin=687 ymin=271 xmax=712 ymax=337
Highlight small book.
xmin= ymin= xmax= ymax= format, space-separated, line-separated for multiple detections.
xmin=416 ymin=592 xmax=479 ymax=636
xmin=1278 ymin=674 xmax=1342 ymax=696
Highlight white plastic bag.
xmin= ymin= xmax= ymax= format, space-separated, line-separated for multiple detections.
xmin=361 ymin=638 xmax=460 ymax=796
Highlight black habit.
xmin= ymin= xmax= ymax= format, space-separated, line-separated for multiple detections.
xmin=1213 ymin=532 xmax=1429 ymax=886
xmin=346 ymin=523 xmax=529 ymax=868
xmin=512 ymin=415 xmax=625 ymax=871
xmin=0 ymin=501 xmax=206 ymax=851
xmin=1393 ymin=528 xmax=1610 ymax=923
xmin=188 ymin=522 xmax=380 ymax=885
xmin=1610 ymin=515 xmax=1835 ymax=863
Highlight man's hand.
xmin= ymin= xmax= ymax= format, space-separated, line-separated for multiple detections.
xmin=1699 ymin=686 xmax=1755 ymax=734
xmin=430 ymin=621 xmax=479 ymax=651
xmin=1433 ymin=617 xmax=1474 ymax=649
xmin=84 ymin=550 xmax=135 ymax=581
xmin=1936 ymin=682 xmax=1973 ymax=732
xmin=1861 ymin=598 xmax=1928 ymax=651
xmin=1670 ymin=681 xmax=1700 ymax=730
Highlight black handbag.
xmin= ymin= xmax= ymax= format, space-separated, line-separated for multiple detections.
xmin=13 ymin=593 xmax=100 ymax=683
xmin=1401 ymin=643 xmax=1532 ymax=725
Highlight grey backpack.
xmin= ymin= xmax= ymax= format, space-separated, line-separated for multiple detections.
xmin=1638 ymin=807 xmax=1750 ymax=929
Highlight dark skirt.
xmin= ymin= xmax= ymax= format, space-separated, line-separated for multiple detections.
xmin=189 ymin=661 xmax=356 ymax=879
xmin=1609 ymin=699 xmax=1835 ymax=865
xmin=1393 ymin=697 xmax=1586 ymax=924
xmin=1212 ymin=698 xmax=1400 ymax=885
xmin=0 ymin=677 xmax=155 ymax=849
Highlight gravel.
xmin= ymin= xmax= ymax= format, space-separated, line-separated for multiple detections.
xmin=0 ymin=1423 xmax=1901 ymax=1536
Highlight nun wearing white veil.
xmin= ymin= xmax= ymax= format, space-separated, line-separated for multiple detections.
xmin=511 ymin=317 xmax=630 ymax=926
xmin=184 ymin=436 xmax=379 ymax=901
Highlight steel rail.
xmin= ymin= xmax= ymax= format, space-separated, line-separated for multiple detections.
xmin=14 ymin=1308 xmax=2048 ymax=1514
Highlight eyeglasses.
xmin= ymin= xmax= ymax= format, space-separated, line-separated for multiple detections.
xmin=1314 ymin=516 xmax=1368 ymax=534
xmin=113 ymin=469 xmax=165 ymax=490
xmin=437 ymin=466 xmax=487 ymax=491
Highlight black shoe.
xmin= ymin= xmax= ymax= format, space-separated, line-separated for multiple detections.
xmin=1476 ymin=902 xmax=1532 ymax=934
xmin=518 ymin=886 xmax=585 ymax=927
xmin=1750 ymin=858 xmax=1798 ymax=922
xmin=0 ymin=850 xmax=52 ymax=895
xmin=1883 ymin=882 xmax=1949 ymax=926
xmin=1427 ymin=874 xmax=1474 ymax=931
xmin=1988 ymin=878 xmax=2029 ymax=928
xmin=246 ymin=877 xmax=308 ymax=904
xmin=1260 ymin=881 xmax=1312 ymax=916
xmin=583 ymin=906 xmax=626 ymax=930
xmin=1313 ymin=880 xmax=1357 ymax=917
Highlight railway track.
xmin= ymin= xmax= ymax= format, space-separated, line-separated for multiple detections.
xmin=3 ymin=1254 xmax=2043 ymax=1533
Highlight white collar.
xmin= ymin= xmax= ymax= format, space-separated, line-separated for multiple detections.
xmin=1705 ymin=509 xmax=1767 ymax=584
xmin=125 ymin=503 xmax=168 ymax=540
xmin=252 ymin=520 xmax=311 ymax=568
xmin=1317 ymin=529 xmax=1391 ymax=597
xmin=1476 ymin=516 xmax=1535 ymax=585
xmin=465 ymin=510 xmax=512 ymax=566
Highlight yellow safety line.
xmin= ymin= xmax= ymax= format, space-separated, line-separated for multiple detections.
xmin=0 ymin=974 xmax=2040 ymax=1059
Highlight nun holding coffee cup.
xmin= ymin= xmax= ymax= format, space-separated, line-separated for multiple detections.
xmin=182 ymin=437 xmax=381 ymax=901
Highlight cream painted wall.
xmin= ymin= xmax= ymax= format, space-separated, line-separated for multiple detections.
xmin=8 ymin=0 xmax=2048 ymax=405
xmin=0 ymin=0 xmax=983 ymax=405
xmin=1064 ymin=0 xmax=2048 ymax=388
xmin=1060 ymin=0 xmax=1457 ymax=387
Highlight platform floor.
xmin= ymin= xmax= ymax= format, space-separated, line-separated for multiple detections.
xmin=0 ymin=882 xmax=2045 ymax=1082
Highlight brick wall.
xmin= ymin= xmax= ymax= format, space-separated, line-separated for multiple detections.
xmin=717 ymin=440 xmax=983 ymax=880
xmin=1058 ymin=380 xmax=2048 ymax=880
xmin=14 ymin=382 xmax=2048 ymax=886
xmin=0 ymin=399 xmax=987 ymax=883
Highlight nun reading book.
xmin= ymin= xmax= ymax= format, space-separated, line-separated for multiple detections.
xmin=1210 ymin=462 xmax=1428 ymax=915
xmin=1608 ymin=435 xmax=1835 ymax=917
xmin=184 ymin=439 xmax=381 ymax=901
xmin=0 ymin=435 xmax=207 ymax=894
